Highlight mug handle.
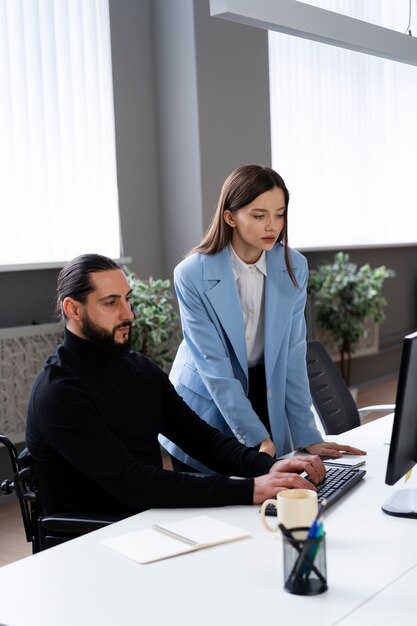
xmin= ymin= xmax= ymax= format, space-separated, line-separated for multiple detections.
xmin=260 ymin=499 xmax=279 ymax=532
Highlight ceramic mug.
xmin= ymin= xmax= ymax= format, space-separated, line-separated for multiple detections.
xmin=260 ymin=489 xmax=318 ymax=539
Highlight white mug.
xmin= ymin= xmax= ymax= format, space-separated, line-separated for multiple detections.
xmin=260 ymin=489 xmax=318 ymax=539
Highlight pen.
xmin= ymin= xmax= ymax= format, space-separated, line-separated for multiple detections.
xmin=151 ymin=524 xmax=198 ymax=546
xmin=303 ymin=502 xmax=326 ymax=578
xmin=315 ymin=498 xmax=328 ymax=519
xmin=289 ymin=536 xmax=316 ymax=583
xmin=305 ymin=522 xmax=325 ymax=578
xmin=306 ymin=498 xmax=327 ymax=539
xmin=288 ymin=500 xmax=327 ymax=583
xmin=280 ymin=523 xmax=326 ymax=584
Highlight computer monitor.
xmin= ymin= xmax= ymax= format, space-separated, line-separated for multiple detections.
xmin=382 ymin=330 xmax=417 ymax=518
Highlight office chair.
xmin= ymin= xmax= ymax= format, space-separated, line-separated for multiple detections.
xmin=306 ymin=340 xmax=395 ymax=435
xmin=0 ymin=434 xmax=121 ymax=553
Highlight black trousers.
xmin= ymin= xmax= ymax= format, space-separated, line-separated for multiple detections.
xmin=248 ymin=363 xmax=271 ymax=437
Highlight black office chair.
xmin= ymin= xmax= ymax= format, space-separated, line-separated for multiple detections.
xmin=0 ymin=434 xmax=121 ymax=553
xmin=306 ymin=340 xmax=394 ymax=435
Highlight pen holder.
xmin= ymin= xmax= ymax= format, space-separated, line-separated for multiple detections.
xmin=282 ymin=526 xmax=327 ymax=595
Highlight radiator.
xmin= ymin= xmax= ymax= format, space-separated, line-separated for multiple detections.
xmin=0 ymin=323 xmax=63 ymax=443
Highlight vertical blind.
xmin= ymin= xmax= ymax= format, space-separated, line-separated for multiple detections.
xmin=269 ymin=0 xmax=417 ymax=250
xmin=0 ymin=0 xmax=121 ymax=267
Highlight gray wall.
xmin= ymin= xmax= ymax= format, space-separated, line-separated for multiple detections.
xmin=110 ymin=0 xmax=163 ymax=279
xmin=153 ymin=0 xmax=204 ymax=273
xmin=0 ymin=0 xmax=416 ymax=389
xmin=152 ymin=0 xmax=271 ymax=272
xmin=193 ymin=0 xmax=272 ymax=231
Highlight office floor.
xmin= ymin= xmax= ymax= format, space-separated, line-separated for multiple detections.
xmin=0 ymin=377 xmax=398 ymax=567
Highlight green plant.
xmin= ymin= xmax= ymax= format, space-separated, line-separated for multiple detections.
xmin=125 ymin=271 xmax=182 ymax=372
xmin=307 ymin=252 xmax=395 ymax=386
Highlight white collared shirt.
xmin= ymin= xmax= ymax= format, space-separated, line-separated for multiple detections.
xmin=229 ymin=244 xmax=267 ymax=367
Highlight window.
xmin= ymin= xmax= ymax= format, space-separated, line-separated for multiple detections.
xmin=269 ymin=0 xmax=417 ymax=250
xmin=0 ymin=0 xmax=121 ymax=268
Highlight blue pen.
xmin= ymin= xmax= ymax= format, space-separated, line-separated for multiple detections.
xmin=308 ymin=498 xmax=327 ymax=538
xmin=295 ymin=501 xmax=327 ymax=580
xmin=304 ymin=521 xmax=325 ymax=579
xmin=307 ymin=520 xmax=318 ymax=539
xmin=281 ymin=524 xmax=326 ymax=584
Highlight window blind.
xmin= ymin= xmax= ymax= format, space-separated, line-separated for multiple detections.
xmin=269 ymin=0 xmax=417 ymax=250
xmin=0 ymin=0 xmax=121 ymax=267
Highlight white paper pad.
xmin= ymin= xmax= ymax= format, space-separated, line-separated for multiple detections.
xmin=101 ymin=515 xmax=250 ymax=564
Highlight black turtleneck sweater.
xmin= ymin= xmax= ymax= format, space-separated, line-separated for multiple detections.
xmin=26 ymin=329 xmax=275 ymax=516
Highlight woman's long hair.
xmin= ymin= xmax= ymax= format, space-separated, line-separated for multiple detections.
xmin=192 ymin=164 xmax=298 ymax=287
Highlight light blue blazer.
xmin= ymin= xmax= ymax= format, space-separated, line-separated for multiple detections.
xmin=159 ymin=244 xmax=322 ymax=472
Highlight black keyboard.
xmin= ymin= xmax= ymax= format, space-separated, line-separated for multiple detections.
xmin=264 ymin=465 xmax=366 ymax=516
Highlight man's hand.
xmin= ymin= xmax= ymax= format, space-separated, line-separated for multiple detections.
xmin=270 ymin=454 xmax=326 ymax=485
xmin=253 ymin=455 xmax=326 ymax=504
xmin=259 ymin=437 xmax=276 ymax=457
xmin=253 ymin=472 xmax=315 ymax=504
xmin=304 ymin=441 xmax=366 ymax=458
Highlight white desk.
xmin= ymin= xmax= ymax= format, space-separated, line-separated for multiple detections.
xmin=0 ymin=415 xmax=416 ymax=626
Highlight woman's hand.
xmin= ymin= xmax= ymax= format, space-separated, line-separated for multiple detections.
xmin=304 ymin=441 xmax=366 ymax=458
xmin=259 ymin=437 xmax=276 ymax=457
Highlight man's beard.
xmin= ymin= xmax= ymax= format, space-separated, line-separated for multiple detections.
xmin=80 ymin=313 xmax=133 ymax=357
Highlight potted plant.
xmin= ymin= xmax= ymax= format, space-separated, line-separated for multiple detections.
xmin=124 ymin=271 xmax=182 ymax=372
xmin=307 ymin=252 xmax=395 ymax=386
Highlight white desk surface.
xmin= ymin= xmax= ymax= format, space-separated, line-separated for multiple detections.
xmin=1 ymin=415 xmax=416 ymax=626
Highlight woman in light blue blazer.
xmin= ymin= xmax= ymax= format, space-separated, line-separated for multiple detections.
xmin=160 ymin=165 xmax=365 ymax=472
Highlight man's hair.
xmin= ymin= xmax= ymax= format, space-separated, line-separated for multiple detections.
xmin=56 ymin=253 xmax=122 ymax=320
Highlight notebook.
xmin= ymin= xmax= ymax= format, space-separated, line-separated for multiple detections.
xmin=323 ymin=454 xmax=366 ymax=468
xmin=101 ymin=515 xmax=250 ymax=564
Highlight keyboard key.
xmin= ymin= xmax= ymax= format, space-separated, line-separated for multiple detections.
xmin=263 ymin=465 xmax=366 ymax=516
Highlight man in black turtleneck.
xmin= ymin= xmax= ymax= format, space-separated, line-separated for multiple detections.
xmin=26 ymin=254 xmax=324 ymax=517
